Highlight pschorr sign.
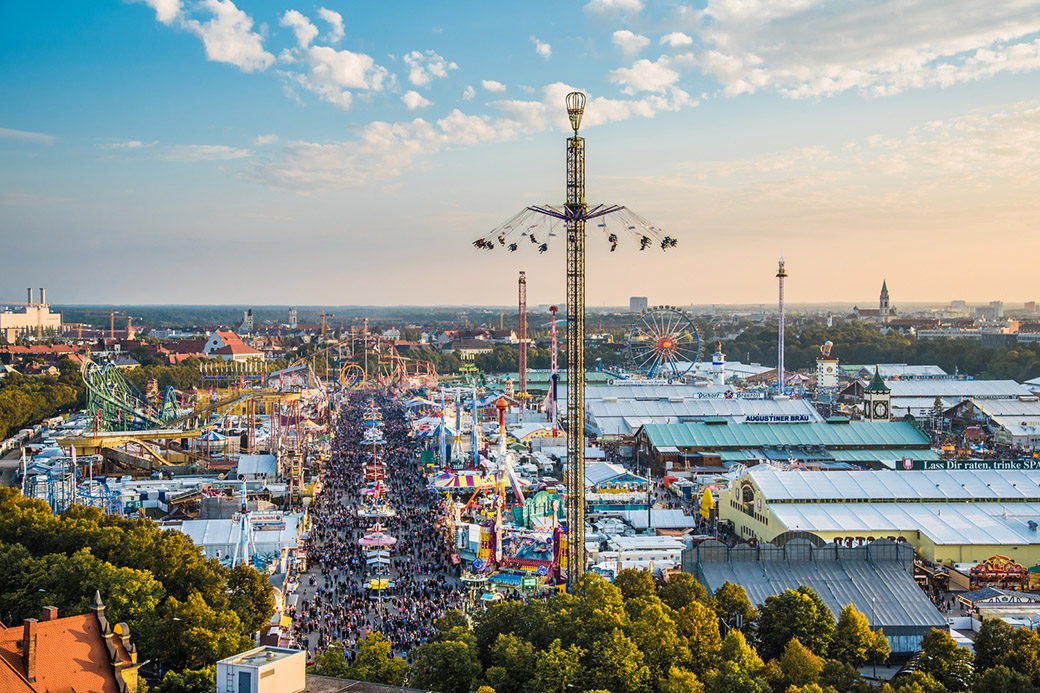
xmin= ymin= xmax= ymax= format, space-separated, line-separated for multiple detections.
xmin=901 ymin=459 xmax=1040 ymax=471
xmin=743 ymin=415 xmax=812 ymax=423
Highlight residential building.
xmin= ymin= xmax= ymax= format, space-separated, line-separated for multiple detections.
xmin=0 ymin=594 xmax=141 ymax=693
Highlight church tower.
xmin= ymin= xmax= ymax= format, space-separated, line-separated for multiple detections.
xmin=879 ymin=280 xmax=890 ymax=325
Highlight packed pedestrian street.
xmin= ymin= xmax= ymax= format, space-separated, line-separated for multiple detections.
xmin=289 ymin=391 xmax=466 ymax=663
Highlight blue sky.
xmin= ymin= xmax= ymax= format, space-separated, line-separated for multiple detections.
xmin=2 ymin=0 xmax=1039 ymax=307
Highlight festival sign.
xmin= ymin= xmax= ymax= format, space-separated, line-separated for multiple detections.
xmin=899 ymin=459 xmax=1040 ymax=471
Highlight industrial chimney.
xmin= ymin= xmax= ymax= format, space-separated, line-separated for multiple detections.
xmin=27 ymin=288 xmax=33 ymax=305
xmin=39 ymin=288 xmax=46 ymax=306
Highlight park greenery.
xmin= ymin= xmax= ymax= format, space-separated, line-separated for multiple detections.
xmin=0 ymin=358 xmax=84 ymax=440
xmin=0 ymin=489 xmax=275 ymax=691
xmin=310 ymin=571 xmax=901 ymax=693
xmin=398 ymin=323 xmax=1040 ymax=382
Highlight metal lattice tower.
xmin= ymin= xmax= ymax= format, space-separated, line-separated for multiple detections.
xmin=518 ymin=271 xmax=528 ymax=415
xmin=564 ymin=97 xmax=587 ymax=586
xmin=475 ymin=91 xmax=676 ymax=587
xmin=777 ymin=257 xmax=787 ymax=395
xmin=549 ymin=305 xmax=559 ymax=426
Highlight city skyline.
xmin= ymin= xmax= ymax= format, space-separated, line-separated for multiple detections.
xmin=2 ymin=0 xmax=1039 ymax=306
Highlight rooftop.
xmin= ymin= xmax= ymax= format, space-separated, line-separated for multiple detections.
xmin=640 ymin=421 xmax=930 ymax=450
xmin=747 ymin=467 xmax=1040 ymax=502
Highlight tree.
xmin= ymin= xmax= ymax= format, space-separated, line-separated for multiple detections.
xmin=974 ymin=665 xmax=1035 ymax=693
xmin=973 ymin=618 xmax=1014 ymax=672
xmin=831 ymin=603 xmax=889 ymax=668
xmin=584 ymin=628 xmax=651 ymax=693
xmin=659 ymin=573 xmax=708 ymax=612
xmin=629 ymin=598 xmax=686 ymax=680
xmin=704 ymin=661 xmax=772 ymax=693
xmin=158 ymin=591 xmax=251 ymax=670
xmin=312 ymin=645 xmax=350 ymax=678
xmin=1006 ymin=628 xmax=1040 ymax=684
xmin=226 ymin=564 xmax=275 ymax=636
xmin=778 ymin=638 xmax=825 ymax=688
xmin=719 ymin=630 xmax=764 ymax=673
xmin=531 ymin=639 xmax=584 ymax=693
xmin=890 ymin=671 xmax=948 ymax=693
xmin=757 ymin=586 xmax=834 ymax=661
xmin=614 ymin=568 xmax=657 ymax=601
xmin=153 ymin=666 xmax=215 ymax=693
xmin=661 ymin=666 xmax=705 ymax=693
xmin=820 ymin=659 xmax=862 ymax=692
xmin=344 ymin=632 xmax=408 ymax=685
xmin=914 ymin=628 xmax=974 ymax=692
xmin=409 ymin=639 xmax=482 ymax=693
xmin=483 ymin=634 xmax=537 ymax=693
xmin=674 ymin=599 xmax=722 ymax=677
xmin=434 ymin=609 xmax=468 ymax=634
xmin=712 ymin=581 xmax=758 ymax=637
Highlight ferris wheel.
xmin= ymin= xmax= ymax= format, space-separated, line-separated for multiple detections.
xmin=628 ymin=307 xmax=702 ymax=379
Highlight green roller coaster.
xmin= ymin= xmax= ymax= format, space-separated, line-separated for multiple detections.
xmin=82 ymin=357 xmax=181 ymax=432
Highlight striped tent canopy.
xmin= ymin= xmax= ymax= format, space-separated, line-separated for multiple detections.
xmin=431 ymin=473 xmax=498 ymax=492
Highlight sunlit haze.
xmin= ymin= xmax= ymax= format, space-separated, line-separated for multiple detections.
xmin=2 ymin=0 xmax=1039 ymax=307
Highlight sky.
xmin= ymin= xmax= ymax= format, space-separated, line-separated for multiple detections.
xmin=1 ymin=0 xmax=1039 ymax=308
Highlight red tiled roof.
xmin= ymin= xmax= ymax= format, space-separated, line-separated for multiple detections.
xmin=165 ymin=339 xmax=208 ymax=354
xmin=213 ymin=343 xmax=264 ymax=355
xmin=0 ymin=612 xmax=133 ymax=693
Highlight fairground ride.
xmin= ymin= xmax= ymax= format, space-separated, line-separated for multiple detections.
xmin=628 ymin=306 xmax=702 ymax=380
xmin=473 ymin=92 xmax=676 ymax=587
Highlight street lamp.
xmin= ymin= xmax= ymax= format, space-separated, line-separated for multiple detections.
xmin=871 ymin=597 xmax=877 ymax=678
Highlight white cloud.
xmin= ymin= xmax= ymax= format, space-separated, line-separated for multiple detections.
xmin=279 ymin=15 xmax=391 ymax=111
xmin=181 ymin=0 xmax=274 ymax=73
xmin=530 ymin=36 xmax=552 ymax=59
xmin=281 ymin=11 xmax=318 ymax=49
xmin=280 ymin=10 xmax=318 ymax=48
xmin=0 ymin=127 xmax=56 ymax=144
xmin=584 ymin=0 xmax=644 ymax=18
xmin=482 ymin=80 xmax=506 ymax=93
xmin=403 ymin=50 xmax=457 ymax=87
xmin=165 ymin=144 xmax=251 ymax=161
xmin=609 ymin=58 xmax=681 ymax=93
xmin=255 ymin=134 xmax=279 ymax=145
xmin=243 ymin=82 xmax=696 ymax=191
xmin=660 ymin=32 xmax=693 ymax=48
xmin=462 ymin=85 xmax=476 ymax=100
xmin=98 ymin=140 xmax=148 ymax=149
xmin=402 ymin=90 xmax=432 ymax=110
xmin=612 ymin=30 xmax=650 ymax=59
xmin=135 ymin=0 xmax=181 ymax=25
xmin=678 ymin=0 xmax=1040 ymax=98
xmin=316 ymin=7 xmax=344 ymax=44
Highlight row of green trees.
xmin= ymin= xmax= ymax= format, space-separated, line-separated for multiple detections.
xmin=0 ymin=489 xmax=275 ymax=689
xmin=0 ymin=358 xmax=84 ymax=440
xmin=421 ymin=325 xmax=1040 ymax=380
xmin=314 ymin=571 xmax=894 ymax=693
xmin=724 ymin=323 xmax=1040 ymax=381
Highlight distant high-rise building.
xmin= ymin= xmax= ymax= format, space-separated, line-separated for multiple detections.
xmin=1026 ymin=301 xmax=1037 ymax=314
xmin=976 ymin=301 xmax=1005 ymax=320
xmin=630 ymin=297 xmax=648 ymax=313
xmin=879 ymin=280 xmax=890 ymax=325
xmin=950 ymin=300 xmax=967 ymax=312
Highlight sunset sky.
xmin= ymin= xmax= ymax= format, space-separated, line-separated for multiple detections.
xmin=2 ymin=0 xmax=1039 ymax=308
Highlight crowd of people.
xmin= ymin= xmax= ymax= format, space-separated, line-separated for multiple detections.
xmin=289 ymin=391 xmax=466 ymax=661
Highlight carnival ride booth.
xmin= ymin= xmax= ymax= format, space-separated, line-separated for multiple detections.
xmin=957 ymin=586 xmax=1040 ymax=625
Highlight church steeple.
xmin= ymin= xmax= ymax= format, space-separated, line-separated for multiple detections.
xmin=879 ymin=279 xmax=890 ymax=325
